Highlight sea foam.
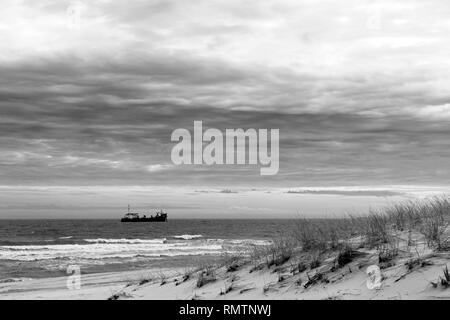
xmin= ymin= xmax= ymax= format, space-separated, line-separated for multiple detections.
xmin=173 ymin=234 xmax=203 ymax=240
xmin=0 ymin=238 xmax=270 ymax=262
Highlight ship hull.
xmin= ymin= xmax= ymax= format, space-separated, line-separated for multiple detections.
xmin=120 ymin=217 xmax=167 ymax=222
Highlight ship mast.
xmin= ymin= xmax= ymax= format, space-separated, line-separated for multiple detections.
xmin=128 ymin=204 xmax=130 ymax=213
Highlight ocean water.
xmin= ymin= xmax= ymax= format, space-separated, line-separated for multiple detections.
xmin=0 ymin=219 xmax=291 ymax=282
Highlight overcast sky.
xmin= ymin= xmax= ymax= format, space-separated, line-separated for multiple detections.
xmin=1 ymin=0 xmax=450 ymax=217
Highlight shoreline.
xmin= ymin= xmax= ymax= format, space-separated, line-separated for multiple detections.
xmin=2 ymin=249 xmax=449 ymax=300
xmin=0 ymin=268 xmax=183 ymax=300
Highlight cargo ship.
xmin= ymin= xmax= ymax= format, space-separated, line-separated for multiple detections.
xmin=121 ymin=206 xmax=168 ymax=222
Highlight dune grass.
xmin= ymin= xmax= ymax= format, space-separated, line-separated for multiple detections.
xmin=184 ymin=197 xmax=449 ymax=294
xmin=248 ymin=197 xmax=450 ymax=271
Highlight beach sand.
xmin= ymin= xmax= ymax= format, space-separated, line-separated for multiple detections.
xmin=2 ymin=230 xmax=449 ymax=300
xmin=0 ymin=268 xmax=181 ymax=300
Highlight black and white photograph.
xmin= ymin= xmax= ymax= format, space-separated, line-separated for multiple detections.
xmin=1 ymin=0 xmax=450 ymax=305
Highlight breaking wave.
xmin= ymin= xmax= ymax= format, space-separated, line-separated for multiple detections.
xmin=0 ymin=238 xmax=271 ymax=262
xmin=83 ymin=238 xmax=167 ymax=244
xmin=172 ymin=234 xmax=203 ymax=240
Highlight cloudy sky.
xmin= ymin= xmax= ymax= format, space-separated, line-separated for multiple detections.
xmin=1 ymin=0 xmax=450 ymax=218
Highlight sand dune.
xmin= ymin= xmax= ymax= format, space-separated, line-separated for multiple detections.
xmin=2 ymin=230 xmax=449 ymax=300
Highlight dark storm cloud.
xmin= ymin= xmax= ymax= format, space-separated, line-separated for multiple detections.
xmin=1 ymin=0 xmax=450 ymax=190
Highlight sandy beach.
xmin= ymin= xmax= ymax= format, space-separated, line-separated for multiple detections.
xmin=2 ymin=228 xmax=449 ymax=300
xmin=0 ymin=268 xmax=182 ymax=300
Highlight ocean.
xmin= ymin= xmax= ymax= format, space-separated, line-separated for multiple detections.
xmin=0 ymin=219 xmax=291 ymax=282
